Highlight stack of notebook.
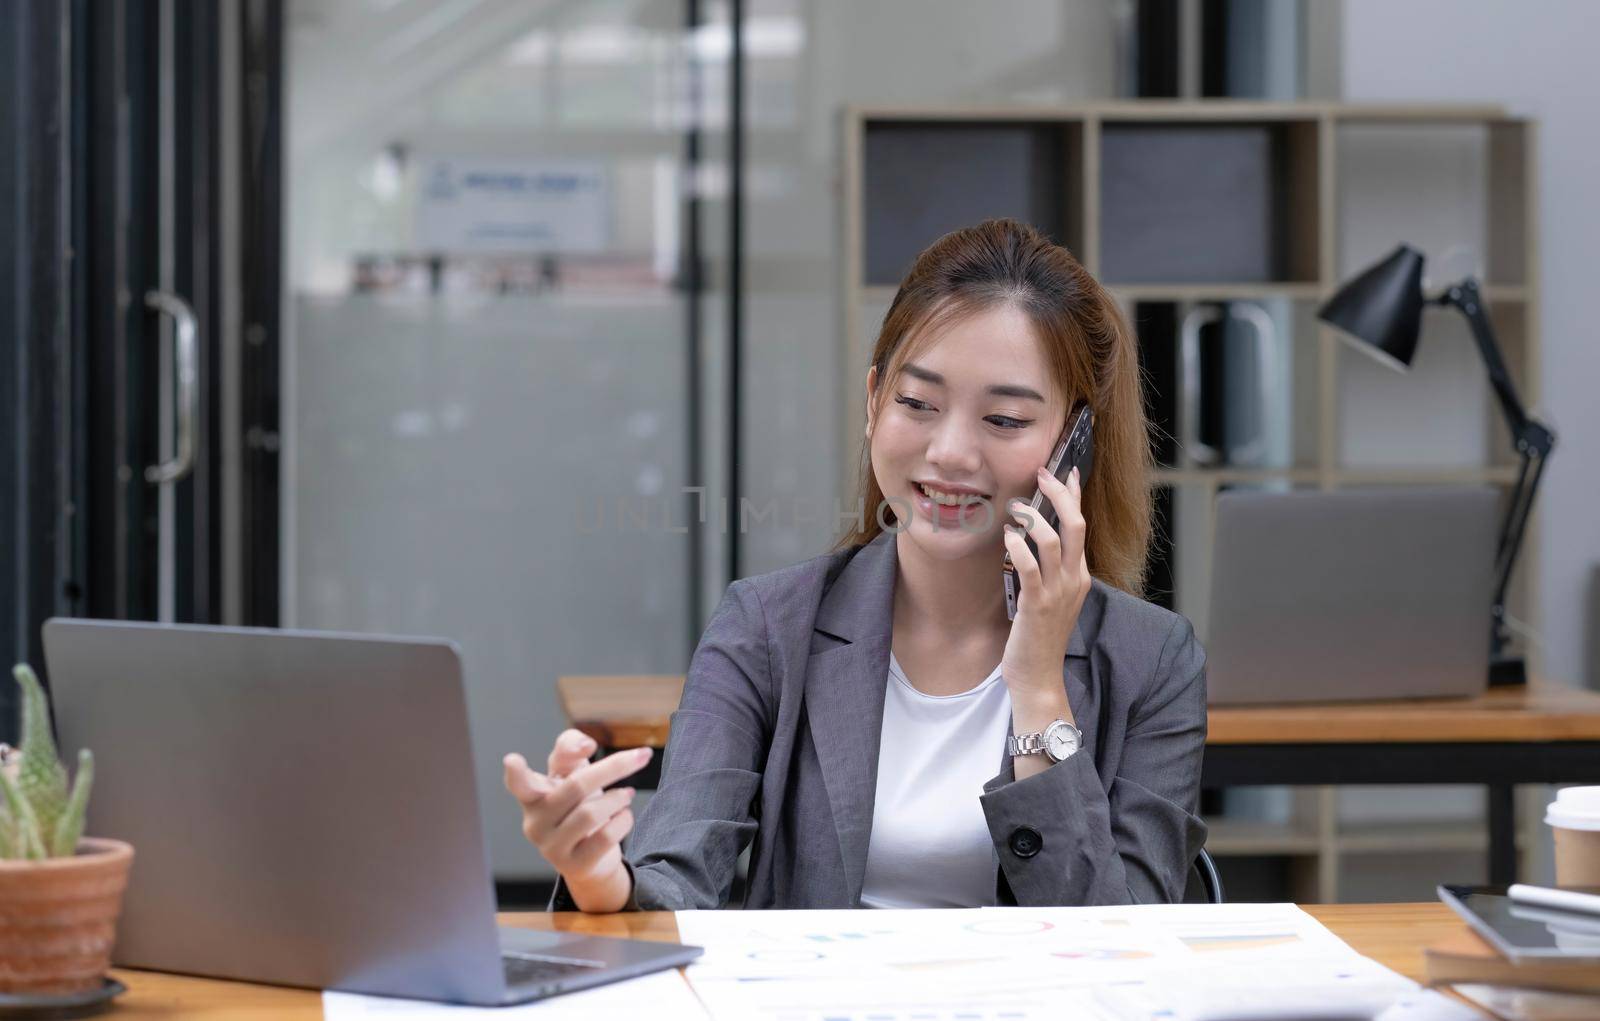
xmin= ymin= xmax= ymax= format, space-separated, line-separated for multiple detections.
xmin=1429 ymin=885 xmax=1600 ymax=1020
xmin=1425 ymin=927 xmax=1600 ymax=993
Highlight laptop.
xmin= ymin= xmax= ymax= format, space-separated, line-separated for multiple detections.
xmin=42 ymin=619 xmax=701 ymax=1006
xmin=1205 ymin=487 xmax=1499 ymax=705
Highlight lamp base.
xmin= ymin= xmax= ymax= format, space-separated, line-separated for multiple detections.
xmin=1489 ymin=654 xmax=1526 ymax=688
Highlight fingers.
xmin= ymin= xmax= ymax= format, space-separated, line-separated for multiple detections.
xmin=502 ymin=753 xmax=553 ymax=805
xmin=1050 ymin=465 xmax=1085 ymax=553
xmin=1008 ymin=497 xmax=1061 ymax=593
xmin=512 ymin=743 xmax=651 ymax=857
xmin=543 ymin=747 xmax=654 ymax=821
xmin=548 ymin=729 xmax=598 ymax=779
xmin=1033 ymin=466 xmax=1086 ymax=571
xmin=549 ymin=786 xmax=637 ymax=852
xmin=1002 ymin=521 xmax=1040 ymax=591
xmin=1005 ymin=465 xmax=1087 ymax=613
xmin=567 ymin=808 xmax=635 ymax=877
xmin=1055 ymin=467 xmax=1090 ymax=602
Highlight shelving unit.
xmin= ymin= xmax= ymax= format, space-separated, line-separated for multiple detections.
xmin=842 ymin=101 xmax=1540 ymax=902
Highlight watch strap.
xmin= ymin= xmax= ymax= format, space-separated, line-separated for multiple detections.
xmin=1007 ymin=731 xmax=1048 ymax=756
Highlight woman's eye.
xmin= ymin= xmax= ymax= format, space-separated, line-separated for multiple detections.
xmin=895 ymin=395 xmax=1031 ymax=430
xmin=987 ymin=415 xmax=1031 ymax=430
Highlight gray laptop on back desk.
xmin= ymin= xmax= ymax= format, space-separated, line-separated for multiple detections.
xmin=1205 ymin=487 xmax=1499 ymax=705
xmin=42 ymin=620 xmax=699 ymax=1006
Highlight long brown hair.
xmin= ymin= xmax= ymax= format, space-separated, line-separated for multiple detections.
xmin=833 ymin=218 xmax=1153 ymax=597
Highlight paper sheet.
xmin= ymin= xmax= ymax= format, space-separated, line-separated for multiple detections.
xmin=1378 ymin=990 xmax=1499 ymax=1021
xmin=673 ymin=905 xmax=1463 ymax=1021
xmin=675 ymin=903 xmax=1356 ymax=981
xmin=1096 ymin=957 xmax=1484 ymax=1021
xmin=321 ymin=967 xmax=707 ymax=1020
xmin=678 ymin=975 xmax=1119 ymax=1021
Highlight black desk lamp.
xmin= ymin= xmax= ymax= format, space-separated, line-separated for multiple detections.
xmin=1318 ymin=244 xmax=1555 ymax=687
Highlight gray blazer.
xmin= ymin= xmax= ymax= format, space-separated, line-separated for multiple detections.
xmin=552 ymin=528 xmax=1208 ymax=910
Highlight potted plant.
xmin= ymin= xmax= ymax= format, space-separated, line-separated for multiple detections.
xmin=0 ymin=664 xmax=133 ymax=997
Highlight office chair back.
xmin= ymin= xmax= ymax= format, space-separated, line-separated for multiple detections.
xmin=1185 ymin=848 xmax=1225 ymax=904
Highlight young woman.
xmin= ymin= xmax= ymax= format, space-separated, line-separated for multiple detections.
xmin=503 ymin=218 xmax=1207 ymax=911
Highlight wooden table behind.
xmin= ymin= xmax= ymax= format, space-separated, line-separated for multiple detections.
xmin=107 ymin=903 xmax=1473 ymax=1018
xmin=1207 ymin=679 xmax=1600 ymax=743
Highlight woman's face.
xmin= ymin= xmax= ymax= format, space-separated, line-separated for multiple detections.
xmin=866 ymin=304 xmax=1068 ymax=559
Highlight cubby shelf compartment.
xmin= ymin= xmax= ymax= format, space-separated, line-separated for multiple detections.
xmin=1099 ymin=118 xmax=1321 ymax=287
xmin=862 ymin=118 xmax=1085 ymax=287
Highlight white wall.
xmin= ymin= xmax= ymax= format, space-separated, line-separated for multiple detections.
xmin=1342 ymin=0 xmax=1600 ymax=692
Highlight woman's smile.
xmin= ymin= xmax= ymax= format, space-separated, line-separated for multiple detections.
xmin=911 ymin=480 xmax=996 ymax=530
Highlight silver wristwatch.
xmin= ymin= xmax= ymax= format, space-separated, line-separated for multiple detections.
xmin=1007 ymin=719 xmax=1082 ymax=763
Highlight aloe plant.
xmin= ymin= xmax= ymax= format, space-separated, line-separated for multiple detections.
xmin=0 ymin=665 xmax=93 ymax=859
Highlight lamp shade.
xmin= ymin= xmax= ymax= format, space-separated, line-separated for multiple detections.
xmin=1317 ymin=244 xmax=1427 ymax=372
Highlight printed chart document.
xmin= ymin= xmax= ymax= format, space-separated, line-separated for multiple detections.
xmin=321 ymin=968 xmax=707 ymax=1020
xmin=673 ymin=904 xmax=1484 ymax=1021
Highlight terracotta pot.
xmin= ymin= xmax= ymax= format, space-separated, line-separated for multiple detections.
xmin=0 ymin=837 xmax=135 ymax=995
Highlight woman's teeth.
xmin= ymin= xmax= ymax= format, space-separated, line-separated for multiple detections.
xmin=916 ymin=482 xmax=986 ymax=506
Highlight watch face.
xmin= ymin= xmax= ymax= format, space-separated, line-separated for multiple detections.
xmin=1046 ymin=724 xmax=1079 ymax=761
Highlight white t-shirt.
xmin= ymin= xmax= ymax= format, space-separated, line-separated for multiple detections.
xmin=859 ymin=650 xmax=1013 ymax=909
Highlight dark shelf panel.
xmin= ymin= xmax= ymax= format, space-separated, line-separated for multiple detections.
xmin=862 ymin=119 xmax=1084 ymax=285
xmin=1099 ymin=121 xmax=1319 ymax=285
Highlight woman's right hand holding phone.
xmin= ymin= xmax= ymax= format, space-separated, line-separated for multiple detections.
xmin=502 ymin=729 xmax=653 ymax=913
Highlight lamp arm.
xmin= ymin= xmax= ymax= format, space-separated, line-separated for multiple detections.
xmin=1437 ymin=280 xmax=1531 ymax=438
xmin=1437 ymin=279 xmax=1557 ymax=658
xmin=1489 ymin=450 xmax=1548 ymax=656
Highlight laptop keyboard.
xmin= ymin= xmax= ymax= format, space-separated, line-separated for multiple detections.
xmin=501 ymin=951 xmax=605 ymax=987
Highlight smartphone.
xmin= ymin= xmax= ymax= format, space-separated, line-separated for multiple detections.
xmin=1004 ymin=402 xmax=1094 ymax=621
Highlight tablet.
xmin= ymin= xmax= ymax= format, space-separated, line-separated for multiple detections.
xmin=1438 ymin=884 xmax=1600 ymax=963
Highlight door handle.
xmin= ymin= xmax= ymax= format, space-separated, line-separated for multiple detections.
xmin=145 ymin=291 xmax=197 ymax=484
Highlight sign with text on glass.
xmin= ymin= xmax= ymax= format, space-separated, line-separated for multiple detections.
xmin=416 ymin=157 xmax=611 ymax=254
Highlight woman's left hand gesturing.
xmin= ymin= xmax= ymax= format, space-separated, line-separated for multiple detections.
xmin=1000 ymin=464 xmax=1091 ymax=728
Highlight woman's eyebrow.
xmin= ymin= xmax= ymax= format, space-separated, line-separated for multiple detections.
xmin=901 ymin=362 xmax=1046 ymax=403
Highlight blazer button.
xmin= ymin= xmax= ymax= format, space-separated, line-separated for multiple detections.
xmin=1009 ymin=827 xmax=1043 ymax=859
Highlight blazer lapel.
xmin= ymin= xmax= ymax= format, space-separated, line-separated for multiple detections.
xmin=804 ymin=529 xmax=898 ymax=906
xmin=1063 ymin=581 xmax=1100 ymax=742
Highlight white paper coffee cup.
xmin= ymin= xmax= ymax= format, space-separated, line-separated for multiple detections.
xmin=1546 ymin=786 xmax=1600 ymax=887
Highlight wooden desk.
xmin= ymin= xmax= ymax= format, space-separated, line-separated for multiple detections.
xmin=106 ymin=904 xmax=1475 ymax=1018
xmin=560 ymin=676 xmax=1600 ymax=886
xmin=1205 ymin=680 xmax=1600 ymax=885
xmin=1206 ymin=680 xmax=1600 ymax=744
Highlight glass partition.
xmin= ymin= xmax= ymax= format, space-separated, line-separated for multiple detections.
xmin=284 ymin=0 xmax=726 ymax=880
